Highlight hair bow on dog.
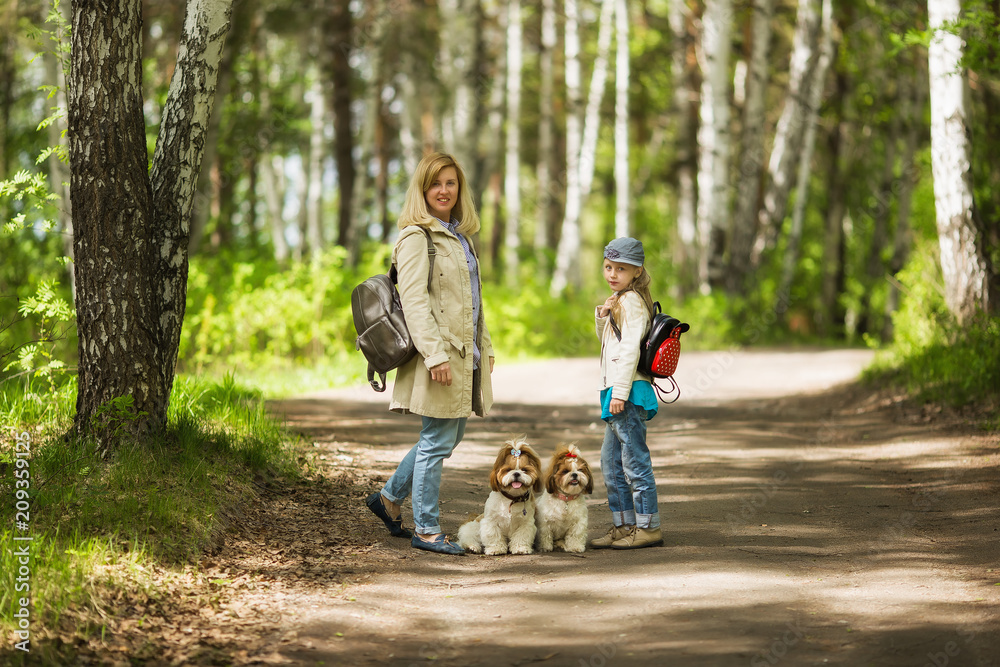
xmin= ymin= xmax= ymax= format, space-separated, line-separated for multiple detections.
xmin=510 ymin=448 xmax=522 ymax=458
xmin=565 ymin=451 xmax=577 ymax=458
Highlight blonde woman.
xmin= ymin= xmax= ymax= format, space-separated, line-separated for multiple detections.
xmin=366 ymin=152 xmax=495 ymax=555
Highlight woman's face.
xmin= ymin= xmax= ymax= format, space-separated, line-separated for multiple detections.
xmin=425 ymin=166 xmax=459 ymax=220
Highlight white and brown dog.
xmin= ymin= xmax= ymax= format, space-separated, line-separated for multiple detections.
xmin=457 ymin=438 xmax=543 ymax=555
xmin=534 ymin=444 xmax=593 ymax=553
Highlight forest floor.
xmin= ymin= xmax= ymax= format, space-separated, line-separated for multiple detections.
xmin=58 ymin=349 xmax=1000 ymax=666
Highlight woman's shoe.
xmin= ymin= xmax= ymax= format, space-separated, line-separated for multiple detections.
xmin=411 ymin=533 xmax=465 ymax=555
xmin=365 ymin=492 xmax=413 ymax=538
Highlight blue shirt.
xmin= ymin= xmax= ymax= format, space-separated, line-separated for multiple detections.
xmin=438 ymin=217 xmax=482 ymax=369
xmin=600 ymin=380 xmax=658 ymax=421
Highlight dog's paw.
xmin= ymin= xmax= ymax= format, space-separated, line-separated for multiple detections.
xmin=484 ymin=546 xmax=508 ymax=556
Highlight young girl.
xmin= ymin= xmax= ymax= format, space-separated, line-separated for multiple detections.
xmin=589 ymin=237 xmax=664 ymax=550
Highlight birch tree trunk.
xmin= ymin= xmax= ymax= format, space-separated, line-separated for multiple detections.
xmin=614 ymin=0 xmax=629 ymax=238
xmin=728 ymin=0 xmax=773 ymax=294
xmin=71 ymin=0 xmax=233 ymax=443
xmin=305 ymin=48 xmax=326 ymax=262
xmin=927 ymin=0 xmax=990 ymax=322
xmin=777 ymin=0 xmax=833 ymax=309
xmin=550 ymin=0 xmax=584 ymax=296
xmin=534 ymin=0 xmax=556 ymax=263
xmin=669 ymin=0 xmax=698 ymax=296
xmin=753 ymin=0 xmax=823 ymax=264
xmin=695 ymin=0 xmax=733 ymax=293
xmin=503 ymin=0 xmax=522 ymax=285
xmin=578 ymin=0 xmax=615 ymax=202
xmin=328 ymin=0 xmax=354 ymax=250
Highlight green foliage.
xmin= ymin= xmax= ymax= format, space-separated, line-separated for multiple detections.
xmin=0 ymin=373 xmax=298 ymax=659
xmin=864 ymin=241 xmax=999 ymax=419
xmin=181 ymin=247 xmax=388 ymax=381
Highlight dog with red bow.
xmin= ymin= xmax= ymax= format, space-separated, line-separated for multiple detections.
xmin=457 ymin=438 xmax=543 ymax=555
xmin=534 ymin=444 xmax=593 ymax=553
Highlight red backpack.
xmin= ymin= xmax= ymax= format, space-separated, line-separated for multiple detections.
xmin=611 ymin=300 xmax=690 ymax=403
xmin=639 ymin=302 xmax=690 ymax=403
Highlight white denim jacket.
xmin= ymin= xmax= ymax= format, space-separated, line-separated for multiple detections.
xmin=595 ymin=290 xmax=651 ymax=401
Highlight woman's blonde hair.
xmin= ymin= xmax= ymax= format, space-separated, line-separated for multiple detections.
xmin=610 ymin=266 xmax=655 ymax=328
xmin=397 ymin=152 xmax=481 ymax=235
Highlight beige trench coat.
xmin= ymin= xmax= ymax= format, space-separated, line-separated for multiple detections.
xmin=389 ymin=220 xmax=494 ymax=418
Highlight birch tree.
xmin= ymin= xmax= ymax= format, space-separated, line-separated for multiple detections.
xmin=578 ymin=0 xmax=615 ymax=202
xmin=695 ymin=0 xmax=733 ymax=292
xmin=70 ymin=0 xmax=233 ymax=444
xmin=753 ymin=0 xmax=823 ymax=263
xmin=534 ymin=0 xmax=557 ymax=262
xmin=927 ymin=0 xmax=990 ymax=322
xmin=728 ymin=0 xmax=774 ymax=294
xmin=669 ymin=0 xmax=698 ymax=294
xmin=503 ymin=0 xmax=522 ymax=284
xmin=777 ymin=0 xmax=833 ymax=307
xmin=550 ymin=0 xmax=583 ymax=296
xmin=614 ymin=0 xmax=629 ymax=238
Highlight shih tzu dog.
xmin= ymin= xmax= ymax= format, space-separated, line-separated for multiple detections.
xmin=457 ymin=438 xmax=543 ymax=555
xmin=534 ymin=444 xmax=593 ymax=553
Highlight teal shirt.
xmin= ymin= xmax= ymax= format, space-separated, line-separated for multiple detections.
xmin=600 ymin=380 xmax=658 ymax=421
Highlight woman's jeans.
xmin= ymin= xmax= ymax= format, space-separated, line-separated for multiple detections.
xmin=381 ymin=416 xmax=467 ymax=535
xmin=601 ymin=401 xmax=660 ymax=529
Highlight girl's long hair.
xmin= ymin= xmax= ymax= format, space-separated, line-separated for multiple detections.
xmin=397 ymin=152 xmax=481 ymax=235
xmin=610 ymin=268 xmax=655 ymax=329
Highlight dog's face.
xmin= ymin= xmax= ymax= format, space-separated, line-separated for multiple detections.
xmin=545 ymin=444 xmax=594 ymax=497
xmin=490 ymin=439 xmax=543 ymax=497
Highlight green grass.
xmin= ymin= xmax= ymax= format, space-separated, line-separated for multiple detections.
xmin=0 ymin=372 xmax=299 ymax=663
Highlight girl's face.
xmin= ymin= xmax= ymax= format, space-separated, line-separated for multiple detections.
xmin=604 ymin=259 xmax=642 ymax=292
xmin=425 ymin=166 xmax=459 ymax=220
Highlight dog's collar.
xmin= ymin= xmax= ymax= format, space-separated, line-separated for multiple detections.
xmin=556 ymin=492 xmax=578 ymax=502
xmin=501 ymin=490 xmax=530 ymax=503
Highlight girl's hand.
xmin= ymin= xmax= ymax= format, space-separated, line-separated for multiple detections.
xmin=610 ymin=398 xmax=625 ymax=415
xmin=598 ymin=295 xmax=615 ymax=318
xmin=430 ymin=362 xmax=452 ymax=386
xmin=489 ymin=357 xmax=495 ymax=373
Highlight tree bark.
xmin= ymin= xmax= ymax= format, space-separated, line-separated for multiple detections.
xmin=328 ymin=0 xmax=354 ymax=250
xmin=753 ymin=0 xmax=823 ymax=265
xmin=695 ymin=0 xmax=733 ymax=293
xmin=669 ymin=0 xmax=699 ymax=298
xmin=534 ymin=0 xmax=557 ymax=265
xmin=728 ymin=0 xmax=774 ymax=295
xmin=503 ymin=0 xmax=522 ymax=285
xmin=578 ymin=0 xmax=615 ymax=202
xmin=71 ymin=0 xmax=161 ymax=440
xmin=550 ymin=0 xmax=584 ymax=296
xmin=71 ymin=0 xmax=233 ymax=443
xmin=777 ymin=0 xmax=833 ymax=313
xmin=927 ymin=0 xmax=990 ymax=322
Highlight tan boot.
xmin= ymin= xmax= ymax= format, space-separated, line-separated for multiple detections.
xmin=589 ymin=524 xmax=634 ymax=550
xmin=611 ymin=526 xmax=663 ymax=549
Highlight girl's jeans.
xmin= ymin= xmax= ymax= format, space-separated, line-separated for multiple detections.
xmin=381 ymin=416 xmax=467 ymax=535
xmin=601 ymin=401 xmax=660 ymax=529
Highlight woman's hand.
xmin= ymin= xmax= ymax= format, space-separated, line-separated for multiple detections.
xmin=610 ymin=398 xmax=625 ymax=415
xmin=598 ymin=295 xmax=615 ymax=318
xmin=430 ymin=362 xmax=452 ymax=386
xmin=489 ymin=357 xmax=495 ymax=374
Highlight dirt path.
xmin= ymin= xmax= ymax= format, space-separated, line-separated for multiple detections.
xmin=262 ymin=349 xmax=1000 ymax=667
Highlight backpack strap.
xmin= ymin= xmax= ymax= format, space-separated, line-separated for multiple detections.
xmin=389 ymin=227 xmax=436 ymax=293
xmin=369 ymin=228 xmax=436 ymax=392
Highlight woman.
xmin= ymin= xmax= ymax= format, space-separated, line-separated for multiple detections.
xmin=365 ymin=152 xmax=495 ymax=555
